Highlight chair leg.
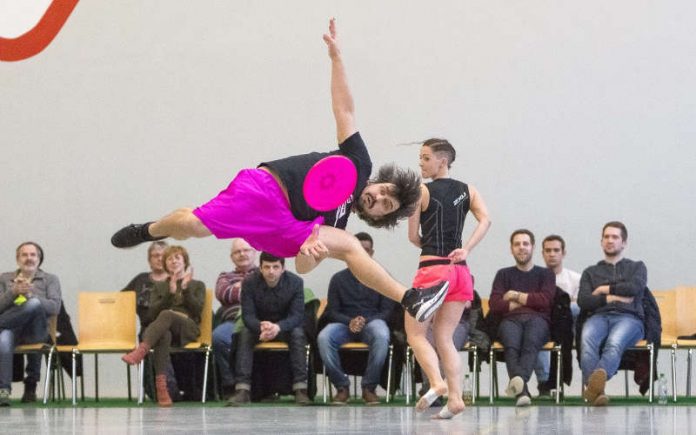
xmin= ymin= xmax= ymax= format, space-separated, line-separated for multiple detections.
xmin=404 ymin=347 xmax=412 ymax=405
xmin=472 ymin=346 xmax=478 ymax=405
xmin=322 ymin=364 xmax=328 ymax=404
xmin=94 ymin=354 xmax=100 ymax=402
xmin=71 ymin=350 xmax=77 ymax=406
xmin=201 ymin=347 xmax=210 ymax=404
xmin=42 ymin=348 xmax=55 ymax=405
xmin=555 ymin=345 xmax=562 ymax=405
xmin=671 ymin=345 xmax=677 ymax=402
xmin=386 ymin=345 xmax=393 ymax=403
xmin=688 ymin=349 xmax=693 ymax=397
xmin=648 ymin=344 xmax=654 ymax=403
xmin=126 ymin=358 xmax=132 ymax=401
xmin=138 ymin=360 xmax=144 ymax=405
xmin=489 ymin=348 xmax=495 ymax=405
xmin=624 ymin=369 xmax=629 ymax=398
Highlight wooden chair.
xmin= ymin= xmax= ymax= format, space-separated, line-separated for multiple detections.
xmin=14 ymin=315 xmax=57 ymax=405
xmin=65 ymin=292 xmax=139 ymax=405
xmin=163 ymin=288 xmax=215 ymax=403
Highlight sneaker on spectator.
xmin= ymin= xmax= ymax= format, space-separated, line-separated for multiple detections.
xmin=0 ymin=389 xmax=10 ymax=407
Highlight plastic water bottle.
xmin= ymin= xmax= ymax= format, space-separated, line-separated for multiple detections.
xmin=658 ymin=373 xmax=668 ymax=405
xmin=462 ymin=373 xmax=473 ymax=405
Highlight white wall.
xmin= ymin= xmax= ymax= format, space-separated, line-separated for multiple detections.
xmin=2 ymin=0 xmax=695 ymax=398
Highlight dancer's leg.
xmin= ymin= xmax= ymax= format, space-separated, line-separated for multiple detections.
xmin=315 ymin=226 xmax=407 ymax=302
xmin=405 ymin=313 xmax=446 ymax=411
xmin=432 ymin=301 xmax=466 ymax=417
xmin=149 ymin=208 xmax=211 ymax=240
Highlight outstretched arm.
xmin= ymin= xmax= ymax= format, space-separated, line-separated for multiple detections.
xmin=323 ymin=18 xmax=357 ymax=144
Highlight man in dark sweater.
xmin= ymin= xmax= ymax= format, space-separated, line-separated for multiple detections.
xmin=317 ymin=232 xmax=395 ymax=405
xmin=489 ymin=229 xmax=555 ymax=407
xmin=578 ymin=221 xmax=646 ymax=407
xmin=228 ymin=252 xmax=310 ymax=406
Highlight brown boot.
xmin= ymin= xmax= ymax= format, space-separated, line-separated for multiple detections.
xmin=155 ymin=374 xmax=173 ymax=407
xmin=121 ymin=342 xmax=150 ymax=365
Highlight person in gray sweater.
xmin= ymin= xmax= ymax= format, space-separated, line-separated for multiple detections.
xmin=578 ymin=221 xmax=646 ymax=406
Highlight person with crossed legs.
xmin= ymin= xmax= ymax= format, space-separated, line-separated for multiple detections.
xmin=406 ymin=138 xmax=491 ymax=419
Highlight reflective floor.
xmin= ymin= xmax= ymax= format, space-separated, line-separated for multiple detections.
xmin=1 ymin=405 xmax=691 ymax=434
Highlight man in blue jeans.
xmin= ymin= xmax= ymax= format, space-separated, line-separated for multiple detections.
xmin=212 ymin=239 xmax=258 ymax=399
xmin=578 ymin=221 xmax=646 ymax=406
xmin=0 ymin=242 xmax=60 ymax=406
xmin=489 ymin=229 xmax=555 ymax=407
xmin=318 ymin=232 xmax=395 ymax=405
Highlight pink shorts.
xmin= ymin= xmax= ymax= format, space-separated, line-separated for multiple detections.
xmin=411 ymin=258 xmax=473 ymax=303
xmin=192 ymin=168 xmax=324 ymax=258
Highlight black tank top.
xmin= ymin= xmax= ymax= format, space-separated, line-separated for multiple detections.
xmin=419 ymin=178 xmax=470 ymax=257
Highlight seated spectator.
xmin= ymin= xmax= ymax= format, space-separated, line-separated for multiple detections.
xmin=121 ymin=241 xmax=181 ymax=401
xmin=317 ymin=232 xmax=395 ymax=405
xmin=578 ymin=221 xmax=646 ymax=407
xmin=534 ymin=234 xmax=581 ymax=396
xmin=489 ymin=229 xmax=554 ymax=407
xmin=213 ymin=239 xmax=258 ymax=399
xmin=227 ymin=252 xmax=310 ymax=406
xmin=0 ymin=242 xmax=60 ymax=406
xmin=121 ymin=245 xmax=205 ymax=407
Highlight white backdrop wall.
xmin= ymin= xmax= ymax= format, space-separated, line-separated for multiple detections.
xmin=1 ymin=0 xmax=695 ymax=398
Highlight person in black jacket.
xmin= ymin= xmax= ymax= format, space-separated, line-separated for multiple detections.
xmin=227 ymin=252 xmax=310 ymax=406
xmin=578 ymin=221 xmax=646 ymax=406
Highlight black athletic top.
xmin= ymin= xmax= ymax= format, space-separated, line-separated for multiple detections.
xmin=419 ymin=178 xmax=470 ymax=257
xmin=259 ymin=132 xmax=372 ymax=229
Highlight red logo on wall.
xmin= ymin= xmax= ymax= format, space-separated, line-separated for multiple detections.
xmin=0 ymin=0 xmax=79 ymax=62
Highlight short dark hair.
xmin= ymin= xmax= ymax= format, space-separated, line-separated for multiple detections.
xmin=259 ymin=252 xmax=285 ymax=267
xmin=16 ymin=241 xmax=44 ymax=267
xmin=603 ymin=221 xmax=628 ymax=241
xmin=354 ymin=232 xmax=373 ymax=245
xmin=510 ymin=229 xmax=535 ymax=245
xmin=542 ymin=234 xmax=565 ymax=251
xmin=355 ymin=164 xmax=421 ymax=229
xmin=423 ymin=138 xmax=456 ymax=169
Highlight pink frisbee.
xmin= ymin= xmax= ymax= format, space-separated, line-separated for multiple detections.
xmin=303 ymin=155 xmax=358 ymax=211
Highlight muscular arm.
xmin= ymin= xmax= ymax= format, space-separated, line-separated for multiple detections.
xmin=323 ymin=18 xmax=356 ymax=144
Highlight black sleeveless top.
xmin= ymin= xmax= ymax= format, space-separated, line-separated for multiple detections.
xmin=419 ymin=178 xmax=470 ymax=257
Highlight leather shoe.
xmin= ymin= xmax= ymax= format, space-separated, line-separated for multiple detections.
xmin=362 ymin=388 xmax=380 ymax=405
xmin=332 ymin=386 xmax=350 ymax=405
xmin=21 ymin=383 xmax=37 ymax=403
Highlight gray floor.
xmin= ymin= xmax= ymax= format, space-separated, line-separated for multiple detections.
xmin=0 ymin=405 xmax=691 ymax=434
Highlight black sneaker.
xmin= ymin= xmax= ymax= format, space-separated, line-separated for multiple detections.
xmin=401 ymin=281 xmax=450 ymax=322
xmin=111 ymin=222 xmax=164 ymax=248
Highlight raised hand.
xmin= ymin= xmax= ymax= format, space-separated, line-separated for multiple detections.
xmin=322 ymin=18 xmax=340 ymax=59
